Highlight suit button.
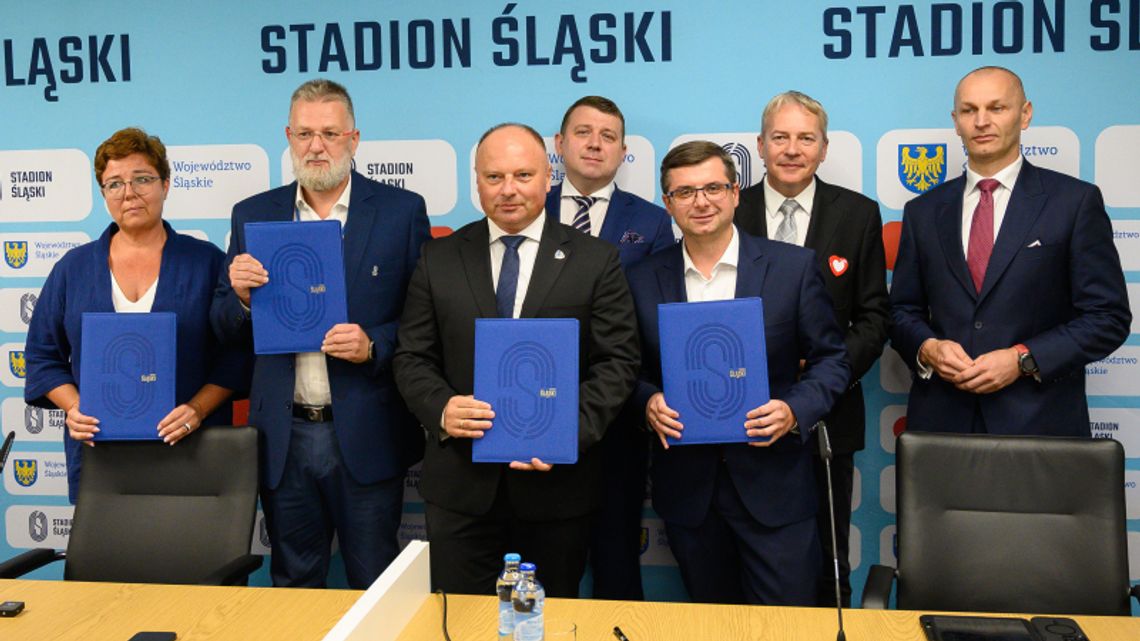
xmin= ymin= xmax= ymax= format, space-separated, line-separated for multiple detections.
xmin=974 ymin=321 xmax=983 ymax=329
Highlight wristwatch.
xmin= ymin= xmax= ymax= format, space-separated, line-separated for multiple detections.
xmin=367 ymin=340 xmax=375 ymax=362
xmin=1013 ymin=344 xmax=1040 ymax=380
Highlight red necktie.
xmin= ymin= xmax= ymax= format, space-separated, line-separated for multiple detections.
xmin=966 ymin=178 xmax=1000 ymax=293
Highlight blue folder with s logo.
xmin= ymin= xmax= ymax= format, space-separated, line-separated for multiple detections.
xmin=473 ymin=318 xmax=579 ymax=464
xmin=79 ymin=312 xmax=176 ymax=441
xmin=245 ymin=220 xmax=348 ymax=354
xmin=659 ymin=298 xmax=770 ymax=445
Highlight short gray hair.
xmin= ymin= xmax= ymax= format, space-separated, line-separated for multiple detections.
xmin=290 ymin=78 xmax=355 ymax=124
xmin=760 ymin=91 xmax=829 ymax=142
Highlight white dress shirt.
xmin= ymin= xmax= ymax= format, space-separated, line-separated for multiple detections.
xmin=763 ymin=176 xmax=815 ymax=247
xmin=558 ymin=180 xmax=615 ymax=237
xmin=488 ymin=212 xmax=545 ymax=319
xmin=682 ymin=225 xmax=740 ymax=302
xmin=292 ymin=180 xmax=351 ymax=406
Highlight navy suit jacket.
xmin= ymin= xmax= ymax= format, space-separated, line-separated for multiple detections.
xmin=26 ymin=221 xmax=249 ymax=502
xmin=735 ymin=177 xmax=890 ymax=454
xmin=545 ymin=183 xmax=675 ymax=268
xmin=211 ymin=172 xmax=431 ymax=489
xmin=889 ymin=161 xmax=1130 ymax=436
xmin=627 ymin=230 xmax=849 ymax=528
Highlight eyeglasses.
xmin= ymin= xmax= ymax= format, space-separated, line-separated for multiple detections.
xmin=665 ymin=182 xmax=733 ymax=202
xmin=289 ymin=129 xmax=356 ymax=144
xmin=101 ymin=175 xmax=162 ymax=198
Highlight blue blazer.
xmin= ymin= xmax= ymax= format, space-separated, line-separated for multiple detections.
xmin=627 ymin=230 xmax=849 ymax=528
xmin=211 ymin=172 xmax=431 ymax=489
xmin=25 ymin=221 xmax=249 ymax=502
xmin=545 ymin=183 xmax=675 ymax=268
xmin=890 ymin=161 xmax=1131 ymax=436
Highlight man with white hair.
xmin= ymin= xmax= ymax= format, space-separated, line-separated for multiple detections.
xmin=212 ymin=78 xmax=430 ymax=588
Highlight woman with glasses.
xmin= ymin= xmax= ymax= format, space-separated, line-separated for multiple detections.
xmin=24 ymin=127 xmax=249 ymax=503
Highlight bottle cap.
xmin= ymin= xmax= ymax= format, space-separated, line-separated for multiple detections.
xmin=519 ymin=562 xmax=536 ymax=572
xmin=504 ymin=553 xmax=522 ymax=562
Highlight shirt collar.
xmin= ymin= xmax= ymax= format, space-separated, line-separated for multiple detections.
xmin=763 ymin=175 xmax=816 ymax=221
xmin=294 ymin=178 xmax=352 ymax=217
xmin=487 ymin=211 xmax=546 ymax=245
xmin=965 ymin=155 xmax=1023 ymax=194
xmin=560 ymin=179 xmax=615 ymax=201
xmin=682 ymin=225 xmax=740 ymax=276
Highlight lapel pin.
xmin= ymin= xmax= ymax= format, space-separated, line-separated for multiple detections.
xmin=554 ymin=249 xmax=566 ymax=260
xmin=829 ymin=255 xmax=849 ymax=277
xmin=371 ymin=265 xmax=379 ymax=276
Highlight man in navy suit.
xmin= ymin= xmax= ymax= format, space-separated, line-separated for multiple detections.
xmin=547 ymin=95 xmax=674 ymax=600
xmin=890 ymin=66 xmax=1130 ymax=437
xmin=628 ymin=141 xmax=848 ymax=605
xmin=734 ymin=91 xmax=890 ymax=607
xmin=211 ymin=79 xmax=431 ymax=588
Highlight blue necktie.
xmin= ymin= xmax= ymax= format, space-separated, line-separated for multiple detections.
xmin=496 ymin=235 xmax=525 ymax=319
xmin=570 ymin=196 xmax=597 ymax=234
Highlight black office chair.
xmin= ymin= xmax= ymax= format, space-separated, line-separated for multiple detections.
xmin=863 ymin=431 xmax=1140 ymax=615
xmin=0 ymin=425 xmax=262 ymax=585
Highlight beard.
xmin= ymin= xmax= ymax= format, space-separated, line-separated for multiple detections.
xmin=292 ymin=150 xmax=353 ymax=192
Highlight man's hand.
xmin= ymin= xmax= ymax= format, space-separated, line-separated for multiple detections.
xmin=646 ymin=392 xmax=683 ymax=449
xmin=442 ymin=395 xmax=495 ymax=439
xmin=744 ymin=399 xmax=797 ymax=447
xmin=953 ymin=347 xmax=1021 ymax=394
xmin=322 ymin=324 xmax=371 ymax=363
xmin=919 ymin=338 xmax=975 ymax=381
xmin=509 ymin=458 xmax=554 ymax=472
xmin=228 ymin=253 xmax=268 ymax=306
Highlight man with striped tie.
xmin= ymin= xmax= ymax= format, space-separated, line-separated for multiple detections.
xmin=547 ymin=95 xmax=674 ymax=600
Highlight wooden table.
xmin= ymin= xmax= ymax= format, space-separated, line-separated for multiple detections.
xmin=0 ymin=579 xmax=362 ymax=640
xmin=395 ymin=593 xmax=1140 ymax=641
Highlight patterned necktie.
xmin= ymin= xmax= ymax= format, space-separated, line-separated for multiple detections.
xmin=966 ymin=178 xmax=1000 ymax=293
xmin=570 ymin=196 xmax=597 ymax=234
xmin=775 ymin=198 xmax=799 ymax=244
xmin=496 ymin=235 xmax=525 ymax=319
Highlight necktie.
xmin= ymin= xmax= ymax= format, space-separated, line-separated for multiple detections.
xmin=775 ymin=198 xmax=799 ymax=244
xmin=496 ymin=235 xmax=525 ymax=318
xmin=570 ymin=196 xmax=597 ymax=234
xmin=966 ymin=178 xmax=1000 ymax=293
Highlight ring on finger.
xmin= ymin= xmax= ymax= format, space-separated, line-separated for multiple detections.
xmin=182 ymin=422 xmax=192 ymax=433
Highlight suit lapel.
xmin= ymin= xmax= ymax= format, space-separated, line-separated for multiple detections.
xmin=598 ymin=186 xmax=635 ymax=245
xmin=341 ymin=173 xmax=377 ymax=291
xmin=734 ymin=231 xmax=769 ymax=298
xmin=459 ymin=220 xmax=497 ymax=318
xmin=978 ymin=162 xmax=1046 ymax=301
xmin=934 ymin=176 xmax=977 ymax=299
xmin=803 ymin=178 xmax=842 ymax=253
xmin=656 ymin=245 xmax=687 ymax=303
xmin=520 ymin=216 xmax=571 ymax=317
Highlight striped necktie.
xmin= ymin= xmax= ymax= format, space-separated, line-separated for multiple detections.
xmin=570 ymin=196 xmax=597 ymax=234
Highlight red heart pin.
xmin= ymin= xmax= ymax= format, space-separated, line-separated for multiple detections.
xmin=829 ymin=255 xmax=848 ymax=277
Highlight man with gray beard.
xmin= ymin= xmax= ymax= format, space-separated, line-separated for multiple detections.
xmin=212 ymin=79 xmax=430 ymax=588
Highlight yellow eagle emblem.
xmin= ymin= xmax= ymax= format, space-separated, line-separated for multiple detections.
xmin=4 ymin=241 xmax=29 ymax=269
xmin=899 ymin=144 xmax=947 ymax=194
xmin=9 ymin=350 xmax=26 ymax=378
xmin=14 ymin=459 xmax=37 ymax=487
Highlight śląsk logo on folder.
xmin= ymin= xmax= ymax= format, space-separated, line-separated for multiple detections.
xmin=79 ymin=312 xmax=175 ymax=440
xmin=473 ymin=318 xmax=579 ymax=464
xmin=659 ymin=298 xmax=770 ymax=445
xmin=245 ymin=220 xmax=348 ymax=355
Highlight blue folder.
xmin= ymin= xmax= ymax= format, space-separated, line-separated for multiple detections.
xmin=79 ymin=312 xmax=176 ymax=441
xmin=473 ymin=318 xmax=579 ymax=464
xmin=659 ymin=298 xmax=770 ymax=445
xmin=245 ymin=220 xmax=348 ymax=354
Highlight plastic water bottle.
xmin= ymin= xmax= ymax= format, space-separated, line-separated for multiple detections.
xmin=496 ymin=553 xmax=523 ymax=639
xmin=512 ymin=562 xmax=545 ymax=641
